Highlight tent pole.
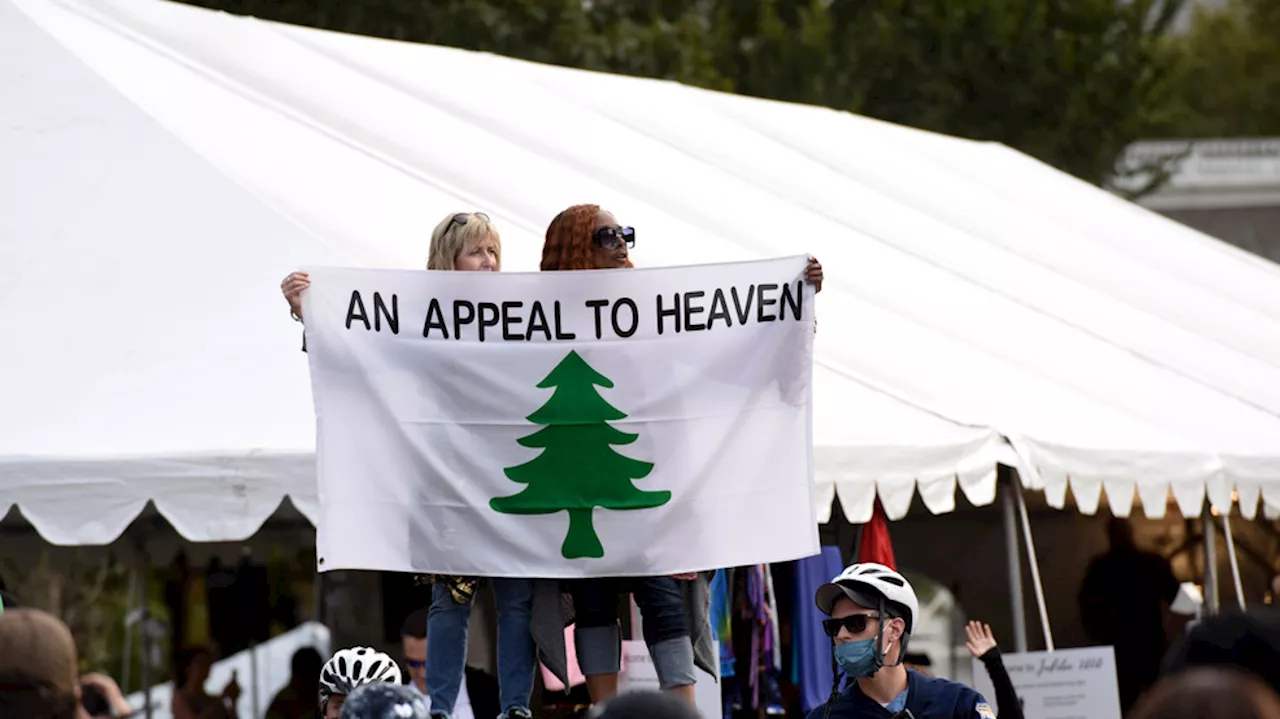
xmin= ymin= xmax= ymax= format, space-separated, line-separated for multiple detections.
xmin=121 ymin=557 xmax=138 ymax=692
xmin=1000 ymin=466 xmax=1028 ymax=653
xmin=315 ymin=566 xmax=327 ymax=631
xmin=141 ymin=551 xmax=153 ymax=719
xmin=1014 ymin=476 xmax=1054 ymax=651
xmin=1222 ymin=511 xmax=1246 ymax=609
xmin=948 ymin=582 xmax=960 ymax=681
xmin=249 ymin=641 xmax=260 ymax=718
xmin=1202 ymin=505 xmax=1219 ymax=614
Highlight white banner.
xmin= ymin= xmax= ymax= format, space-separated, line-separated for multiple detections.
xmin=303 ymin=257 xmax=818 ymax=577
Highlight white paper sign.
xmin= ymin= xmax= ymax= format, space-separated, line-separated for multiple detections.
xmin=617 ymin=640 xmax=722 ymax=719
xmin=972 ymin=646 xmax=1121 ymax=719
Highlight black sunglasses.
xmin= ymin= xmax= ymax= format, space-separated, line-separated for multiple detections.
xmin=822 ymin=613 xmax=881 ymax=638
xmin=593 ymin=226 xmax=636 ymax=250
xmin=451 ymin=212 xmax=490 ymax=227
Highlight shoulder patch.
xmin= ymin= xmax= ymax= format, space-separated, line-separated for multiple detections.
xmin=975 ymin=703 xmax=996 ymax=719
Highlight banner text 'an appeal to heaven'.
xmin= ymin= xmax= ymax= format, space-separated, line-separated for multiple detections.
xmin=340 ymin=281 xmax=806 ymax=342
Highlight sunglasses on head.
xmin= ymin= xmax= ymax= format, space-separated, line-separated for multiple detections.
xmin=822 ymin=613 xmax=881 ymax=638
xmin=451 ymin=212 xmax=490 ymax=227
xmin=593 ymin=226 xmax=635 ymax=250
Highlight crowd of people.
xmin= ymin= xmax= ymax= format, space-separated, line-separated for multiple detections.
xmin=6 ymin=556 xmax=1280 ymax=719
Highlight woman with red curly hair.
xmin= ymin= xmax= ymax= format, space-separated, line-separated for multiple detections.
xmin=541 ymin=204 xmax=823 ymax=706
xmin=541 ymin=204 xmax=822 ymax=283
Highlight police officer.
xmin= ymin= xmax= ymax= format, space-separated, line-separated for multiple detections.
xmin=808 ymin=563 xmax=996 ymax=719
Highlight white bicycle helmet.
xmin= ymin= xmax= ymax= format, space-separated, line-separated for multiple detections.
xmin=815 ymin=562 xmax=919 ymax=634
xmin=319 ymin=646 xmax=403 ymax=702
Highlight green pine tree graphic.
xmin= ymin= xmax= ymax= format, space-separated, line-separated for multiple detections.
xmin=490 ymin=350 xmax=670 ymax=559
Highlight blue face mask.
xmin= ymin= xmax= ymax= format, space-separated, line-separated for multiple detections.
xmin=834 ymin=638 xmax=881 ymax=678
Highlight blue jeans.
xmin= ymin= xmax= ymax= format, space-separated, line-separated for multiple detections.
xmin=426 ymin=579 xmax=536 ymax=716
xmin=572 ymin=576 xmax=696 ymax=689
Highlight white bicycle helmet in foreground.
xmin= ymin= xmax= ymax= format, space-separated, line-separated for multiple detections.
xmin=815 ymin=562 xmax=919 ymax=633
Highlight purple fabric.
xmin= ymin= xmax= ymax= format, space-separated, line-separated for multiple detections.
xmin=742 ymin=564 xmax=782 ymax=708
xmin=793 ymin=547 xmax=845 ymax=713
xmin=743 ymin=566 xmax=761 ymax=706
xmin=742 ymin=566 xmax=758 ymax=707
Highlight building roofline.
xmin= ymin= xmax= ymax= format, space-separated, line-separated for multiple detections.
xmin=1117 ymin=138 xmax=1280 ymax=209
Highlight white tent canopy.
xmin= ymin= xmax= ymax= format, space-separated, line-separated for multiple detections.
xmin=3 ymin=0 xmax=1280 ymax=546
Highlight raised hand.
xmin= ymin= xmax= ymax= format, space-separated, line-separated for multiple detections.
xmin=805 ymin=256 xmax=823 ymax=293
xmin=281 ymin=271 xmax=310 ymax=320
xmin=964 ymin=620 xmax=998 ymax=658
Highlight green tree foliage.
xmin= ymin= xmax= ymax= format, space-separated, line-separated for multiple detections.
xmin=180 ymin=0 xmax=1187 ymax=185
xmin=703 ymin=0 xmax=1186 ymax=184
xmin=0 ymin=551 xmax=156 ymax=685
xmin=1157 ymin=0 xmax=1280 ymax=137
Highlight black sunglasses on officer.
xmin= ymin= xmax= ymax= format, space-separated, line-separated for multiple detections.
xmin=822 ymin=613 xmax=882 ymax=638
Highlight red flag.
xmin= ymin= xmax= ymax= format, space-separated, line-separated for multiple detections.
xmin=857 ymin=499 xmax=897 ymax=570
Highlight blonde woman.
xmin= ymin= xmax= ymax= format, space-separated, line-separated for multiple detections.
xmin=281 ymin=211 xmax=500 ymax=320
xmin=281 ymin=212 xmax=541 ymax=719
